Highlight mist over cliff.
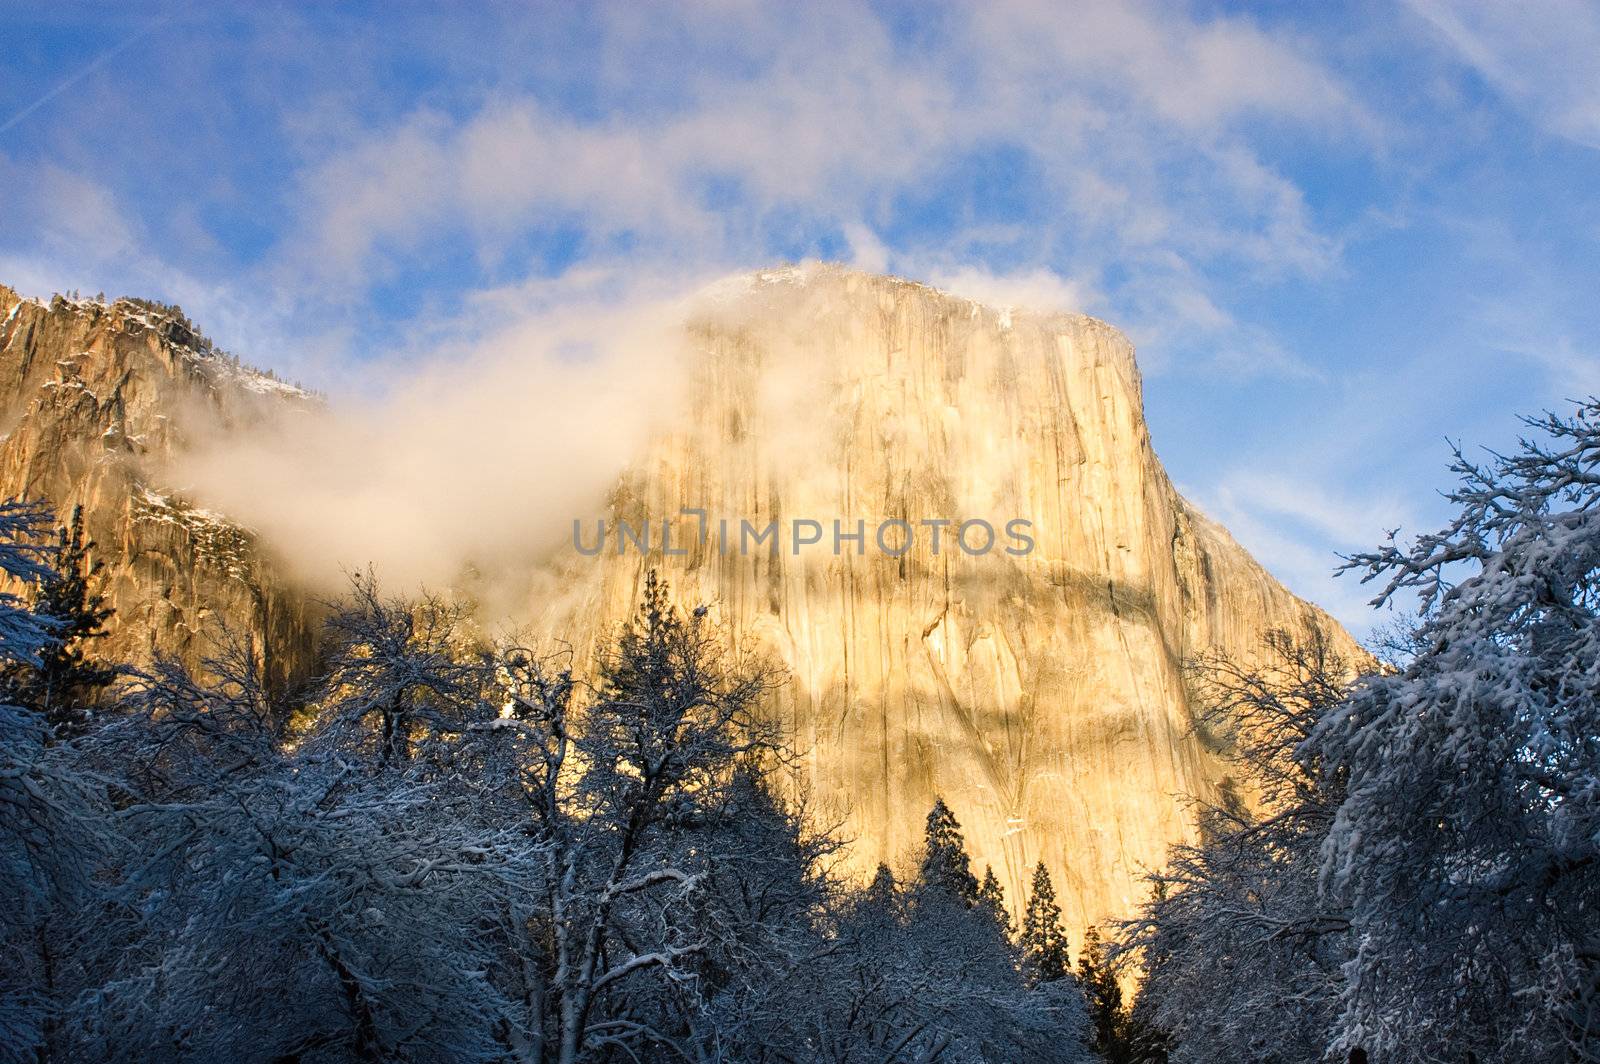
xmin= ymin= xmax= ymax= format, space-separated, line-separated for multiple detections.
xmin=528 ymin=265 xmax=1361 ymax=931
xmin=0 ymin=266 xmax=1358 ymax=940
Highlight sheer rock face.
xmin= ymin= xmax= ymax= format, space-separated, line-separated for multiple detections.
xmin=0 ymin=285 xmax=318 ymax=699
xmin=550 ymin=266 xmax=1362 ymax=929
xmin=0 ymin=269 xmax=1360 ymax=937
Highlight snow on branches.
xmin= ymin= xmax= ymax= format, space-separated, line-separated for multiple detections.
xmin=1317 ymin=401 xmax=1600 ymax=1062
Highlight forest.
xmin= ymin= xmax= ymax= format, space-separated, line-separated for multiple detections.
xmin=4 ymin=400 xmax=1600 ymax=1063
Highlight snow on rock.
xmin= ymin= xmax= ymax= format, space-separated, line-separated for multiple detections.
xmin=0 ymin=282 xmax=319 ymax=698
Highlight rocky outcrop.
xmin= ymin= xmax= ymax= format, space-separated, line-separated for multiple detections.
xmin=0 ymin=268 xmax=1362 ymax=943
xmin=543 ymin=265 xmax=1363 ymax=932
xmin=0 ymin=285 xmax=319 ymax=699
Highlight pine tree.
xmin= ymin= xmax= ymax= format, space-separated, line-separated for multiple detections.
xmin=977 ymin=865 xmax=1013 ymax=937
xmin=917 ymin=797 xmax=979 ymax=905
xmin=1123 ymin=877 xmax=1173 ymax=1063
xmin=601 ymin=569 xmax=679 ymax=710
xmin=1021 ymin=861 xmax=1072 ymax=983
xmin=0 ymin=506 xmax=116 ymax=737
xmin=1124 ymin=992 xmax=1173 ymax=1064
xmin=1081 ymin=925 xmax=1131 ymax=1063
xmin=865 ymin=862 xmax=898 ymax=908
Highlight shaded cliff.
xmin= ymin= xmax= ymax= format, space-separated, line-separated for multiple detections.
xmin=0 ymin=285 xmax=319 ymax=699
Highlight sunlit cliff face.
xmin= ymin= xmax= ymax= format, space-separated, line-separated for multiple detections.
xmin=0 ymin=267 xmax=1360 ymax=942
xmin=529 ymin=264 xmax=1361 ymax=935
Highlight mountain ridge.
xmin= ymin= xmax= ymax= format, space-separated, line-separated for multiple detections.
xmin=0 ymin=269 xmax=1362 ymax=941
xmin=0 ymin=283 xmax=319 ymax=698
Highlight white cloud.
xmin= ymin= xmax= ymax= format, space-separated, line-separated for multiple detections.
xmin=1211 ymin=471 xmax=1411 ymax=549
xmin=262 ymin=0 xmax=1370 ymax=386
xmin=3 ymin=3 xmax=1384 ymax=378
xmin=973 ymin=0 xmax=1368 ymax=134
xmin=172 ymin=281 xmax=698 ymax=602
xmin=842 ymin=223 xmax=889 ymax=274
xmin=1407 ymin=0 xmax=1600 ymax=148
xmin=925 ymin=265 xmax=1094 ymax=316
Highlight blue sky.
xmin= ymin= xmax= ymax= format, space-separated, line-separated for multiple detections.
xmin=4 ymin=1 xmax=1599 ymax=634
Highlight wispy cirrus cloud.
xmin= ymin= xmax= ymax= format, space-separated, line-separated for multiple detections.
xmin=1186 ymin=471 xmax=1420 ymax=632
xmin=265 ymin=0 xmax=1371 ymax=376
xmin=8 ymin=2 xmax=1600 ymax=628
xmin=2 ymin=2 xmax=1376 ymax=384
xmin=1406 ymin=0 xmax=1600 ymax=149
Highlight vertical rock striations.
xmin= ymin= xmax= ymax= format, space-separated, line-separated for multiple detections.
xmin=0 ymin=268 xmax=1361 ymax=941
xmin=549 ymin=265 xmax=1362 ymax=933
xmin=0 ymin=285 xmax=318 ymax=700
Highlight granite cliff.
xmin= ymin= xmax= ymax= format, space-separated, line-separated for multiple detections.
xmin=0 ymin=268 xmax=1360 ymax=940
xmin=0 ymin=285 xmax=318 ymax=699
xmin=544 ymin=265 xmax=1362 ymax=931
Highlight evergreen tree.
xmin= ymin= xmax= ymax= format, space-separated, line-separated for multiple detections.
xmin=978 ymin=864 xmax=1014 ymax=937
xmin=1081 ymin=925 xmax=1131 ymax=1063
xmin=1021 ymin=861 xmax=1072 ymax=983
xmin=918 ymin=796 xmax=979 ymax=904
xmin=0 ymin=506 xmax=115 ymax=738
xmin=1124 ymin=993 xmax=1173 ymax=1064
xmin=865 ymin=862 xmax=898 ymax=909
xmin=1122 ymin=878 xmax=1173 ymax=1063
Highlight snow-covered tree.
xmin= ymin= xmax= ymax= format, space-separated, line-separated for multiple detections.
xmin=1021 ymin=862 xmax=1072 ymax=984
xmin=304 ymin=569 xmax=492 ymax=769
xmin=0 ymin=500 xmax=59 ymax=665
xmin=1119 ymin=631 xmax=1357 ymax=1063
xmin=67 ymin=632 xmax=541 ymax=1063
xmin=1316 ymin=401 xmax=1600 ymax=1062
xmin=0 ymin=500 xmax=105 ymax=1063
xmin=662 ymin=769 xmax=847 ymax=1060
xmin=889 ymin=800 xmax=1092 ymax=1062
xmin=0 ymin=504 xmax=59 ymax=1058
xmin=477 ymin=571 xmax=790 ymax=1063
xmin=919 ymin=797 xmax=980 ymax=906
xmin=710 ymin=799 xmax=1093 ymax=1064
xmin=0 ymin=554 xmax=1097 ymax=1064
xmin=0 ymin=505 xmax=117 ymax=738
xmin=0 ymin=502 xmax=102 ymax=1056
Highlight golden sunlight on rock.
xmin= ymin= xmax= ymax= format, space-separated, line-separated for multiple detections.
xmin=537 ymin=265 xmax=1363 ymax=936
xmin=0 ymin=268 xmax=1359 ymax=945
